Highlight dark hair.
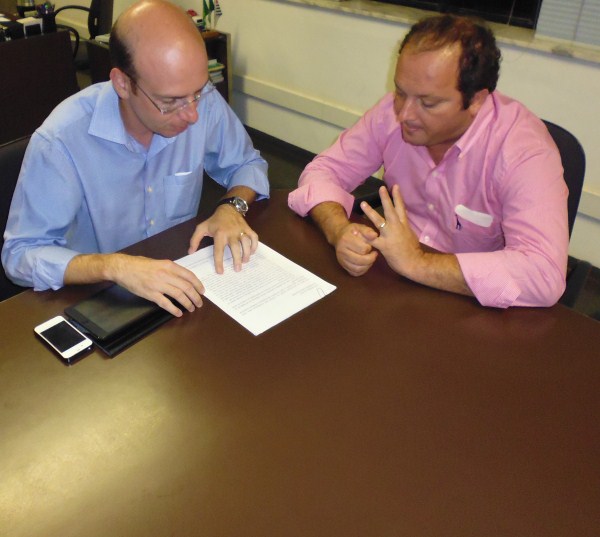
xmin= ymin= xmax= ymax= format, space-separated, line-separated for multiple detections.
xmin=399 ymin=15 xmax=501 ymax=109
xmin=109 ymin=18 xmax=136 ymax=80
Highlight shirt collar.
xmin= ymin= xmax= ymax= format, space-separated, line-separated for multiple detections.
xmin=454 ymin=92 xmax=496 ymax=159
xmin=87 ymin=82 xmax=175 ymax=156
xmin=88 ymin=82 xmax=126 ymax=144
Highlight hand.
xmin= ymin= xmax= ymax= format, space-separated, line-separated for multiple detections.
xmin=188 ymin=205 xmax=259 ymax=274
xmin=333 ymin=222 xmax=379 ymax=277
xmin=360 ymin=185 xmax=423 ymax=277
xmin=111 ymin=255 xmax=205 ymax=317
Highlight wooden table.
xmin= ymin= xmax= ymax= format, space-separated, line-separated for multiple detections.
xmin=1 ymin=190 xmax=598 ymax=536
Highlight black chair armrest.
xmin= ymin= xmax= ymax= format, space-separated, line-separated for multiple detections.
xmin=351 ymin=176 xmax=385 ymax=214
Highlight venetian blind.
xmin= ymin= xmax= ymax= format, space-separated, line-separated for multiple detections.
xmin=536 ymin=0 xmax=600 ymax=46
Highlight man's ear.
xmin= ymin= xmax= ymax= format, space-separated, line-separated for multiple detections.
xmin=468 ymin=89 xmax=489 ymax=117
xmin=110 ymin=67 xmax=130 ymax=100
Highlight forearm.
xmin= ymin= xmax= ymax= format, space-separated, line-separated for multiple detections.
xmin=402 ymin=250 xmax=474 ymax=297
xmin=65 ymin=252 xmax=205 ymax=317
xmin=309 ymin=202 xmax=352 ymax=246
xmin=63 ymin=252 xmax=129 ymax=286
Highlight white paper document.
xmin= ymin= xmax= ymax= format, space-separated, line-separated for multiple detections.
xmin=176 ymin=243 xmax=336 ymax=335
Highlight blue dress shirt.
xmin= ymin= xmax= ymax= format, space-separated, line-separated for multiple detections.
xmin=2 ymin=82 xmax=269 ymax=291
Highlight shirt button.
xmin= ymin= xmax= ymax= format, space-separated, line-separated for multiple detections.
xmin=149 ymin=219 xmax=155 ymax=226
xmin=147 ymin=186 xmax=153 ymax=193
xmin=424 ymin=235 xmax=430 ymax=243
xmin=427 ymin=203 xmax=435 ymax=211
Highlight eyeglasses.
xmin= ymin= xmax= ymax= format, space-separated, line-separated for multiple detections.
xmin=126 ymin=73 xmax=215 ymax=115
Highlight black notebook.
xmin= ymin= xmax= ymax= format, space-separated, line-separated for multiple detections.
xmin=64 ymin=285 xmax=173 ymax=357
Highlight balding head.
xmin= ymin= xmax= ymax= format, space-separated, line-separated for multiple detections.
xmin=110 ymin=0 xmax=207 ymax=82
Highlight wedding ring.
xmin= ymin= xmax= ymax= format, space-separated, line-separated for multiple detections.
xmin=379 ymin=221 xmax=387 ymax=229
xmin=239 ymin=231 xmax=245 ymax=238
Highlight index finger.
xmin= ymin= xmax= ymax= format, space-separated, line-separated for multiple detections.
xmin=174 ymin=264 xmax=205 ymax=295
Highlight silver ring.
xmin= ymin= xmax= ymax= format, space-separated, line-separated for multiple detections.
xmin=379 ymin=221 xmax=387 ymax=229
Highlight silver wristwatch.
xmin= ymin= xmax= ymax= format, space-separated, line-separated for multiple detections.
xmin=217 ymin=196 xmax=248 ymax=217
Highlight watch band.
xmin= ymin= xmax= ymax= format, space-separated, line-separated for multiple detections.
xmin=217 ymin=196 xmax=248 ymax=216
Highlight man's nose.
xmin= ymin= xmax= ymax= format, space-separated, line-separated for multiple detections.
xmin=180 ymin=102 xmax=199 ymax=124
xmin=396 ymin=97 xmax=416 ymax=122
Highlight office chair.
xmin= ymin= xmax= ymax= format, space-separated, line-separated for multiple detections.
xmin=351 ymin=119 xmax=589 ymax=308
xmin=542 ymin=120 xmax=591 ymax=308
xmin=54 ymin=0 xmax=114 ymax=68
xmin=0 ymin=135 xmax=30 ymax=301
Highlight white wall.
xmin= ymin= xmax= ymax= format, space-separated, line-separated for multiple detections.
xmin=56 ymin=0 xmax=600 ymax=267
xmin=214 ymin=0 xmax=600 ymax=267
xmin=52 ymin=0 xmax=91 ymax=32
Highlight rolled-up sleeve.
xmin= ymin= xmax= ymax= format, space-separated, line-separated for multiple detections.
xmin=2 ymin=135 xmax=84 ymax=291
xmin=456 ymin=138 xmax=568 ymax=308
xmin=288 ymin=95 xmax=393 ymax=217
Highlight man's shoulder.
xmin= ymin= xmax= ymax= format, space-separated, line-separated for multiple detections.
xmin=491 ymin=91 xmax=546 ymax=134
xmin=485 ymin=92 xmax=559 ymax=174
xmin=356 ymin=92 xmax=399 ymax=138
xmin=38 ymin=83 xmax=110 ymax=137
xmin=481 ymin=91 xmax=552 ymax=155
xmin=368 ymin=92 xmax=396 ymax=117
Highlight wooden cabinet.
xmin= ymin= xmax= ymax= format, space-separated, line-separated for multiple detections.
xmin=86 ymin=30 xmax=232 ymax=102
xmin=0 ymin=30 xmax=79 ymax=144
xmin=86 ymin=39 xmax=112 ymax=84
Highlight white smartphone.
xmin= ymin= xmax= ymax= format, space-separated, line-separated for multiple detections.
xmin=34 ymin=315 xmax=93 ymax=363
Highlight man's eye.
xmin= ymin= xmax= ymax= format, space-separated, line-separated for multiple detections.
xmin=421 ymin=100 xmax=437 ymax=109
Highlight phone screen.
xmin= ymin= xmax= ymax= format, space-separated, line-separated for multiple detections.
xmin=40 ymin=320 xmax=88 ymax=352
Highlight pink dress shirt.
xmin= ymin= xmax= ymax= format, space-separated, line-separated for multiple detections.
xmin=288 ymin=91 xmax=569 ymax=308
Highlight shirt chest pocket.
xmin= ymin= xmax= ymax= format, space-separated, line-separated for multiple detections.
xmin=452 ymin=204 xmax=503 ymax=252
xmin=163 ymin=171 xmax=202 ymax=220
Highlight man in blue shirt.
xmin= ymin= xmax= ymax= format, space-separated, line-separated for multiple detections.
xmin=2 ymin=0 xmax=269 ymax=317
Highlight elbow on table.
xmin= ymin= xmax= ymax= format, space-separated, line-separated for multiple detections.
xmin=472 ymin=261 xmax=566 ymax=309
xmin=2 ymin=261 xmax=35 ymax=290
xmin=537 ymin=284 xmax=565 ymax=308
xmin=522 ymin=266 xmax=567 ymax=308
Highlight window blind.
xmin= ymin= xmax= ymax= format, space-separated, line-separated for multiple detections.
xmin=536 ymin=0 xmax=600 ymax=46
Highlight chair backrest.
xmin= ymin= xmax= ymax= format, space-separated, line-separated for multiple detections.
xmin=0 ymin=135 xmax=30 ymax=301
xmin=543 ymin=120 xmax=586 ymax=238
xmin=89 ymin=0 xmax=114 ymax=38
xmin=54 ymin=0 xmax=114 ymax=40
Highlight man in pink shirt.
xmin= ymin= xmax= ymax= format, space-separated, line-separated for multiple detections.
xmin=288 ymin=15 xmax=568 ymax=308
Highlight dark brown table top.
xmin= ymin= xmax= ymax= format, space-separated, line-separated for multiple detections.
xmin=1 ymin=190 xmax=599 ymax=536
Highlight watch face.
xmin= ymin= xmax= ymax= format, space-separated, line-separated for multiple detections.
xmin=218 ymin=196 xmax=248 ymax=215
xmin=233 ymin=197 xmax=248 ymax=214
